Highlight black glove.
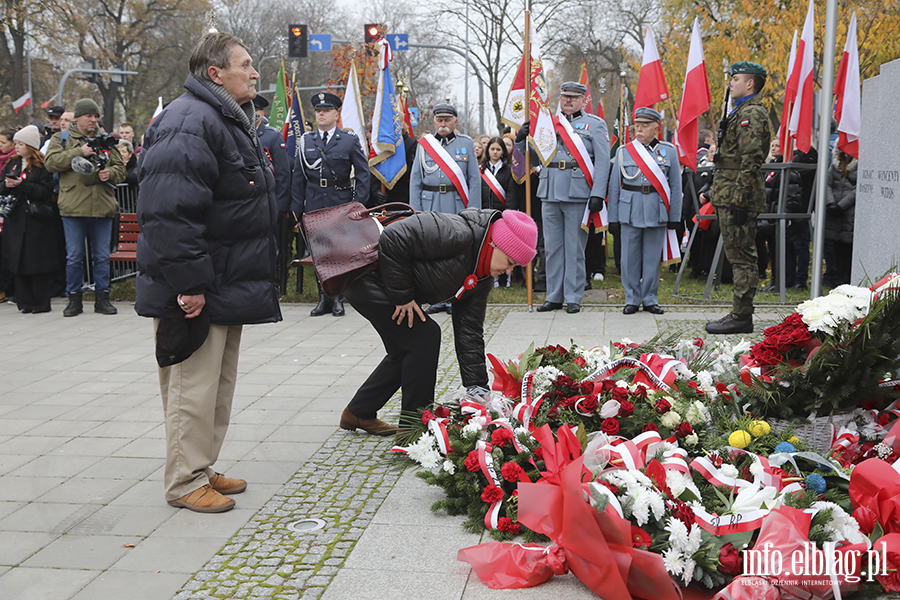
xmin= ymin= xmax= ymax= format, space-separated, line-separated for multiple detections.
xmin=666 ymin=221 xmax=681 ymax=230
xmin=515 ymin=122 xmax=530 ymax=143
xmin=588 ymin=196 xmax=604 ymax=213
xmin=731 ymin=205 xmax=749 ymax=227
xmin=826 ymin=202 xmax=843 ymax=217
xmin=608 ymin=222 xmax=621 ymax=236
xmin=372 ymin=189 xmax=388 ymax=206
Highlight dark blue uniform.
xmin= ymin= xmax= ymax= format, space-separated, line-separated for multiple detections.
xmin=256 ymin=117 xmax=292 ymax=213
xmin=290 ymin=128 xmax=370 ymax=214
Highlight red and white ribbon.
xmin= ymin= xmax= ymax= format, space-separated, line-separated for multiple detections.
xmin=623 ymin=140 xmax=671 ymax=211
xmin=418 ymin=134 xmax=470 ymax=207
xmin=481 ymin=168 xmax=506 ymax=205
xmin=428 ymin=418 xmax=451 ymax=456
xmin=477 ymin=440 xmax=503 ymax=529
xmin=553 ymin=114 xmax=594 ymax=188
xmin=662 ymin=228 xmax=681 ymax=264
xmin=586 ymin=356 xmax=673 ymax=392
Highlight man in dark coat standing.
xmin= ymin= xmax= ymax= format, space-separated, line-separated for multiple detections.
xmin=291 ymin=91 xmax=370 ymax=317
xmin=136 ymin=32 xmax=282 ymax=513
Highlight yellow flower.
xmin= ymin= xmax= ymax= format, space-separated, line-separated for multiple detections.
xmin=788 ymin=436 xmax=800 ymax=444
xmin=748 ymin=420 xmax=771 ymax=437
xmin=729 ymin=430 xmax=752 ymax=449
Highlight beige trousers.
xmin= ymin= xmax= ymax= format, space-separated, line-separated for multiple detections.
xmin=155 ymin=321 xmax=242 ymax=501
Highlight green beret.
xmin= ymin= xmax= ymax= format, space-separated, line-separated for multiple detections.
xmin=731 ymin=61 xmax=767 ymax=77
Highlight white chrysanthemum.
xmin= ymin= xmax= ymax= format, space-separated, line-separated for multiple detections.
xmin=531 ymin=365 xmax=564 ymax=396
xmin=660 ymin=411 xmax=682 ymax=429
xmin=630 ymin=486 xmax=652 ymax=525
xmin=696 ymin=370 xmax=714 ymax=389
xmin=686 ymin=523 xmax=703 ymax=554
xmin=419 ymin=449 xmax=442 ymax=469
xmin=514 ymin=426 xmax=530 ymax=438
xmin=684 ymin=433 xmax=699 ymax=447
xmin=720 ymin=464 xmax=739 ymax=479
xmin=812 ymin=501 xmax=868 ymax=544
xmin=666 ymin=517 xmax=690 ymax=550
xmin=462 ymin=423 xmax=482 ymax=439
xmin=832 ymin=284 xmax=872 ymax=309
xmin=663 ymin=547 xmax=685 ymax=576
xmin=406 ymin=433 xmax=436 ymax=465
xmin=681 ymin=557 xmax=697 ymax=585
xmin=442 ymin=460 xmax=455 ymax=475
xmin=649 ymin=489 xmax=666 ymax=521
xmin=666 ymin=470 xmax=702 ymax=500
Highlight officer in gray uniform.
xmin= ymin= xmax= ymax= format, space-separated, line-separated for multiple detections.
xmin=409 ymin=102 xmax=481 ymax=314
xmin=291 ymin=91 xmax=370 ymax=317
xmin=607 ymin=107 xmax=682 ymax=315
xmin=516 ymin=81 xmax=610 ymax=314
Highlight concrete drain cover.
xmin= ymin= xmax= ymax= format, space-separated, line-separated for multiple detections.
xmin=286 ymin=518 xmax=326 ymax=533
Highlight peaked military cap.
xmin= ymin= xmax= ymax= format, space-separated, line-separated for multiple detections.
xmin=251 ymin=95 xmax=269 ymax=110
xmin=311 ymin=92 xmax=342 ymax=110
xmin=633 ymin=106 xmax=662 ymax=123
xmin=730 ymin=61 xmax=767 ymax=77
xmin=560 ymin=81 xmax=587 ymax=96
xmin=433 ymin=103 xmax=457 ymax=117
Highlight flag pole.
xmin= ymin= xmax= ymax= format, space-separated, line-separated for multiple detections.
xmin=524 ymin=0 xmax=533 ymax=310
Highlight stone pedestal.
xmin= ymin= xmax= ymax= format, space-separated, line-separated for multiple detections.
xmin=853 ymin=58 xmax=900 ymax=285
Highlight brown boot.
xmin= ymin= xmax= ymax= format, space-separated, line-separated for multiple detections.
xmin=209 ymin=472 xmax=247 ymax=495
xmin=167 ymin=484 xmax=235 ymax=513
xmin=340 ymin=407 xmax=398 ymax=436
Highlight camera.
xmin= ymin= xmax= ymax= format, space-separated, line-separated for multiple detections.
xmin=0 ymin=195 xmax=19 ymax=218
xmin=71 ymin=132 xmax=119 ymax=175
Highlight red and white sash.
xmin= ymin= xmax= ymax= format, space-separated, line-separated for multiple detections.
xmin=481 ymin=167 xmax=506 ymax=205
xmin=418 ymin=134 xmax=470 ymax=207
xmin=623 ymin=140 xmax=670 ymax=211
xmin=553 ymin=115 xmax=594 ymax=188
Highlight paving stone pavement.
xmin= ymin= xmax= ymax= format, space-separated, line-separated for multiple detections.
xmin=0 ymin=298 xmax=787 ymax=599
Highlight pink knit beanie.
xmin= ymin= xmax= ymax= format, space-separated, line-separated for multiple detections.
xmin=492 ymin=210 xmax=538 ymax=265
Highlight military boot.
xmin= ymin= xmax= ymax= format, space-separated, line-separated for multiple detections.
xmin=94 ymin=290 xmax=118 ymax=315
xmin=310 ymin=280 xmax=332 ymax=316
xmin=705 ymin=313 xmax=754 ymax=334
xmin=63 ymin=292 xmax=83 ymax=317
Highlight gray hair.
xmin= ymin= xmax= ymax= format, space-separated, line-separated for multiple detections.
xmin=189 ymin=32 xmax=248 ymax=82
xmin=117 ymin=139 xmax=133 ymax=153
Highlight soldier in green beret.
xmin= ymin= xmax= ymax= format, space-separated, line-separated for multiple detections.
xmin=705 ymin=61 xmax=771 ymax=334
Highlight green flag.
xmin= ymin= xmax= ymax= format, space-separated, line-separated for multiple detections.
xmin=270 ymin=59 xmax=290 ymax=137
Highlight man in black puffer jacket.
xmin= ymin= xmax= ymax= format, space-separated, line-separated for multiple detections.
xmin=136 ymin=32 xmax=282 ymax=513
xmin=340 ymin=208 xmax=538 ymax=435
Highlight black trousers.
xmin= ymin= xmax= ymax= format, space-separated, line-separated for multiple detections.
xmin=346 ymin=296 xmax=442 ymax=420
xmin=15 ymin=273 xmax=52 ymax=312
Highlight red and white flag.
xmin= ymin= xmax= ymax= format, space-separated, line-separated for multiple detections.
xmin=12 ymin=92 xmax=31 ymax=114
xmin=789 ymin=0 xmax=815 ymax=153
xmin=40 ymin=94 xmax=58 ymax=109
xmin=675 ymin=18 xmax=711 ymax=171
xmin=149 ymin=96 xmax=164 ymax=125
xmin=779 ymin=31 xmax=799 ymax=156
xmin=579 ymin=58 xmax=593 ymax=115
xmin=833 ymin=12 xmax=860 ymax=159
xmin=634 ymin=27 xmax=669 ymax=111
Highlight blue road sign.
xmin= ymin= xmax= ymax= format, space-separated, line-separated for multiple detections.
xmin=309 ymin=34 xmax=332 ymax=52
xmin=409 ymin=107 xmax=418 ymax=126
xmin=387 ymin=34 xmax=409 ymax=51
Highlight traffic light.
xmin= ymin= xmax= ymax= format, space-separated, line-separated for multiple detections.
xmin=364 ymin=23 xmax=384 ymax=43
xmin=82 ymin=57 xmax=98 ymax=84
xmin=288 ymin=24 xmax=308 ymax=58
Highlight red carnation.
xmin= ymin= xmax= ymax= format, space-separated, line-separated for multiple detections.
xmin=500 ymin=461 xmax=525 ymax=482
xmin=481 ymin=484 xmax=504 ymax=503
xmin=631 ymin=525 xmax=652 ymax=548
xmin=497 ymin=517 xmax=521 ymax=534
xmin=601 ymin=418 xmax=620 ymax=435
xmin=718 ymin=542 xmax=743 ymax=575
xmin=879 ymin=413 xmax=891 ymax=426
xmin=612 ymin=387 xmax=629 ymax=402
xmin=533 ymin=447 xmax=544 ymax=460
xmin=654 ymin=398 xmax=672 ymax=414
xmin=693 ymin=337 xmax=704 ymax=349
xmin=435 ymin=406 xmax=451 ymax=418
xmin=464 ymin=450 xmax=481 ymax=472
xmin=675 ymin=421 xmax=694 ymax=439
xmin=642 ymin=423 xmax=659 ymax=433
xmin=491 ymin=428 xmax=514 ymax=448
xmin=422 ymin=410 xmax=435 ymax=424
xmin=574 ymin=356 xmax=587 ymax=367
xmin=852 ymin=506 xmax=878 ymax=536
xmin=580 ymin=395 xmax=599 ymax=412
xmin=618 ymin=400 xmax=635 ymax=417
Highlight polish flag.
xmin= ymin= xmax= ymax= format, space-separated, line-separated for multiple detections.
xmin=40 ymin=94 xmax=58 ymax=109
xmin=789 ymin=0 xmax=815 ymax=153
xmin=833 ymin=12 xmax=860 ymax=159
xmin=675 ymin=18 xmax=711 ymax=171
xmin=149 ymin=96 xmax=164 ymax=125
xmin=778 ymin=31 xmax=799 ymax=156
xmin=634 ymin=27 xmax=670 ymax=110
xmin=12 ymin=92 xmax=31 ymax=114
xmin=579 ymin=58 xmax=594 ymax=115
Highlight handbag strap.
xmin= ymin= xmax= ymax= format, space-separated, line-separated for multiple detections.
xmin=362 ymin=202 xmax=416 ymax=226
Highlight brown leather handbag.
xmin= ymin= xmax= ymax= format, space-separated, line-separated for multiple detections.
xmin=301 ymin=202 xmax=415 ymax=297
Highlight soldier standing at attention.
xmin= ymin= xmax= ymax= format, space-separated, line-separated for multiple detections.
xmin=291 ymin=91 xmax=370 ymax=317
xmin=705 ymin=61 xmax=771 ymax=334
xmin=607 ymin=107 xmax=682 ymax=315
xmin=409 ymin=103 xmax=481 ymax=315
xmin=516 ymin=82 xmax=610 ymax=314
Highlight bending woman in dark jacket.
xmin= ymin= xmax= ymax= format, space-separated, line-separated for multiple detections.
xmin=340 ymin=208 xmax=538 ymax=435
xmin=0 ymin=125 xmax=59 ymax=313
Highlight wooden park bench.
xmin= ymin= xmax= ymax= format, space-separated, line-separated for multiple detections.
xmin=109 ymin=213 xmax=139 ymax=262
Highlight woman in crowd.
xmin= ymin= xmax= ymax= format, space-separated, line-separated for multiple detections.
xmin=0 ymin=125 xmax=58 ymax=313
xmin=473 ymin=139 xmax=484 ymax=163
xmin=339 ymin=208 xmax=537 ymax=435
xmin=0 ymin=128 xmax=17 ymax=172
xmin=824 ymin=150 xmax=857 ymax=286
xmin=480 ymin=137 xmax=518 ymax=287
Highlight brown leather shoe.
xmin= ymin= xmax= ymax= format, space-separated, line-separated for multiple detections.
xmin=340 ymin=407 xmax=398 ymax=436
xmin=209 ymin=472 xmax=247 ymax=495
xmin=167 ymin=484 xmax=235 ymax=513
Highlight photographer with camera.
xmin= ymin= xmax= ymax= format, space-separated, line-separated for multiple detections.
xmin=45 ymin=98 xmax=126 ymax=317
xmin=0 ymin=125 xmax=58 ymax=313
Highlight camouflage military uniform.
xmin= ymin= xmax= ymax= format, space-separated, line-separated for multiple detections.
xmin=710 ymin=95 xmax=770 ymax=315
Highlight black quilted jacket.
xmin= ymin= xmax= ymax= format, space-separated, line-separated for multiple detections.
xmin=345 ymin=208 xmax=501 ymax=388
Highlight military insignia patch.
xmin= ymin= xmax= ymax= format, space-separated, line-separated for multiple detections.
xmin=741 ymin=120 xmax=750 ymax=127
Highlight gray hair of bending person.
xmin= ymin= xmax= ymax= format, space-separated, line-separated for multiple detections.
xmin=189 ymin=32 xmax=249 ymax=82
